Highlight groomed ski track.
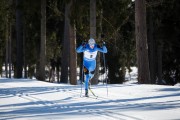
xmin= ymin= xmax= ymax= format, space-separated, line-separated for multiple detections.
xmin=0 ymin=78 xmax=180 ymax=120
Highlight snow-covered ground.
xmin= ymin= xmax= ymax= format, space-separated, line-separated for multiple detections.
xmin=0 ymin=78 xmax=180 ymax=120
xmin=0 ymin=67 xmax=180 ymax=120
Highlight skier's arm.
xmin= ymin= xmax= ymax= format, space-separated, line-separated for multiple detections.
xmin=96 ymin=45 xmax=107 ymax=53
xmin=76 ymin=45 xmax=84 ymax=53
xmin=76 ymin=41 xmax=87 ymax=53
xmin=76 ymin=43 xmax=88 ymax=53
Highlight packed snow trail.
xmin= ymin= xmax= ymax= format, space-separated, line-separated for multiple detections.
xmin=0 ymin=78 xmax=180 ymax=120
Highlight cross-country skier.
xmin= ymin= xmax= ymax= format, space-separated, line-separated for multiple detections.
xmin=76 ymin=38 xmax=107 ymax=97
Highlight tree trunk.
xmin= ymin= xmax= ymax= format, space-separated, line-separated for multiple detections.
xmin=61 ymin=2 xmax=70 ymax=83
xmin=5 ymin=19 xmax=8 ymax=78
xmin=9 ymin=24 xmax=12 ymax=78
xmin=69 ymin=22 xmax=77 ymax=85
xmin=23 ymin=25 xmax=27 ymax=78
xmin=157 ymin=43 xmax=162 ymax=84
xmin=90 ymin=0 xmax=98 ymax=85
xmin=56 ymin=57 xmax=60 ymax=83
xmin=90 ymin=0 xmax=96 ymax=38
xmin=39 ymin=0 xmax=46 ymax=81
xmin=135 ymin=0 xmax=150 ymax=84
xmin=16 ymin=0 xmax=23 ymax=78
xmin=147 ymin=8 xmax=156 ymax=84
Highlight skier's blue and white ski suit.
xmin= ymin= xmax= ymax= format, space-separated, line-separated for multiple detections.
xmin=76 ymin=44 xmax=107 ymax=90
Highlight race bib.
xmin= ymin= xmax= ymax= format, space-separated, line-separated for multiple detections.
xmin=84 ymin=51 xmax=97 ymax=60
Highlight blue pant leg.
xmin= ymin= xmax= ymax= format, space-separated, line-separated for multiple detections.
xmin=85 ymin=73 xmax=95 ymax=90
xmin=84 ymin=60 xmax=96 ymax=72
xmin=89 ymin=73 xmax=94 ymax=79
xmin=85 ymin=74 xmax=91 ymax=90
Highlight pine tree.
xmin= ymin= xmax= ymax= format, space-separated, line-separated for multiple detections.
xmin=16 ymin=0 xmax=23 ymax=78
xmin=61 ymin=1 xmax=70 ymax=83
xmin=135 ymin=0 xmax=151 ymax=84
xmin=90 ymin=0 xmax=99 ymax=85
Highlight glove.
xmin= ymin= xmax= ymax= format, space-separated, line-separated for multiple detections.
xmin=82 ymin=41 xmax=87 ymax=47
xmin=102 ymin=41 xmax=106 ymax=46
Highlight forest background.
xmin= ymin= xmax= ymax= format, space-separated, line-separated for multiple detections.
xmin=0 ymin=0 xmax=179 ymax=85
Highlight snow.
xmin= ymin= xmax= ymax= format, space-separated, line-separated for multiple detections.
xmin=0 ymin=70 xmax=180 ymax=120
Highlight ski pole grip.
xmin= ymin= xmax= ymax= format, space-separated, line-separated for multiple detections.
xmin=102 ymin=40 xmax=106 ymax=46
xmin=82 ymin=41 xmax=86 ymax=47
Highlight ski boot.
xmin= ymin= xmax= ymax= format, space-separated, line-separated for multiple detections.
xmin=85 ymin=89 xmax=89 ymax=97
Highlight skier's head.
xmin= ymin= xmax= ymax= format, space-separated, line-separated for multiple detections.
xmin=88 ymin=38 xmax=95 ymax=49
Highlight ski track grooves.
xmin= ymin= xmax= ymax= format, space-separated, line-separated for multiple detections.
xmin=1 ymin=82 xmax=141 ymax=120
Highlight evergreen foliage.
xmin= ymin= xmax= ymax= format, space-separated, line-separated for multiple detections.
xmin=147 ymin=0 xmax=180 ymax=85
xmin=0 ymin=0 xmax=179 ymax=85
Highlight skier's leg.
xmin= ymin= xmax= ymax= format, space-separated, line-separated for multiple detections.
xmin=84 ymin=67 xmax=90 ymax=97
xmin=88 ymin=70 xmax=95 ymax=83
xmin=88 ymin=71 xmax=94 ymax=91
xmin=85 ymin=74 xmax=91 ymax=90
xmin=85 ymin=73 xmax=95 ymax=96
xmin=85 ymin=74 xmax=92 ymax=97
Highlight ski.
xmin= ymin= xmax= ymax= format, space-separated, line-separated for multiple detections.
xmin=80 ymin=95 xmax=98 ymax=99
xmin=89 ymin=87 xmax=98 ymax=98
xmin=80 ymin=87 xmax=98 ymax=99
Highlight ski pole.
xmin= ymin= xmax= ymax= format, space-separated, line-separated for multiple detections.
xmin=80 ymin=57 xmax=84 ymax=97
xmin=80 ymin=40 xmax=86 ymax=97
xmin=102 ymin=41 xmax=108 ymax=97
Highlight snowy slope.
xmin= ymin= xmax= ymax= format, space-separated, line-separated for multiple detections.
xmin=0 ymin=78 xmax=180 ymax=120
